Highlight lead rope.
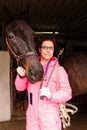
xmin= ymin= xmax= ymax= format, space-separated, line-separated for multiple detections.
xmin=56 ymin=67 xmax=78 ymax=129
xmin=59 ymin=103 xmax=78 ymax=129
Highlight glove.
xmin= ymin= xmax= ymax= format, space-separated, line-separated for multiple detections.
xmin=16 ymin=66 xmax=26 ymax=77
xmin=40 ymin=87 xmax=52 ymax=100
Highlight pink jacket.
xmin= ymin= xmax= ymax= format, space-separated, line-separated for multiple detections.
xmin=15 ymin=57 xmax=72 ymax=130
xmin=15 ymin=57 xmax=72 ymax=106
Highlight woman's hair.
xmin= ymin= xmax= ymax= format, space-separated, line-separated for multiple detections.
xmin=38 ymin=37 xmax=57 ymax=49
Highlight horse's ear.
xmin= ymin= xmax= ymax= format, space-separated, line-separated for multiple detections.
xmin=18 ymin=5 xmax=31 ymax=25
xmin=2 ymin=6 xmax=13 ymax=37
xmin=2 ymin=6 xmax=13 ymax=25
xmin=1 ymin=6 xmax=13 ymax=50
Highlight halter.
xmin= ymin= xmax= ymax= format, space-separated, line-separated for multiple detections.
xmin=6 ymin=38 xmax=37 ymax=64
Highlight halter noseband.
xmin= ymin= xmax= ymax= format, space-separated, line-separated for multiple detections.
xmin=6 ymin=38 xmax=37 ymax=63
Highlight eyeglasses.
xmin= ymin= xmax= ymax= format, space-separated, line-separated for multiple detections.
xmin=41 ymin=46 xmax=54 ymax=51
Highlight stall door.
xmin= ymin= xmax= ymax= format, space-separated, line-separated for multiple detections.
xmin=10 ymin=58 xmax=28 ymax=120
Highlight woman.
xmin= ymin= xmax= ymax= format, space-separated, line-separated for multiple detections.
xmin=15 ymin=38 xmax=72 ymax=130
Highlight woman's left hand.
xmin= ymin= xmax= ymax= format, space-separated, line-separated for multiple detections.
xmin=40 ymin=87 xmax=52 ymax=99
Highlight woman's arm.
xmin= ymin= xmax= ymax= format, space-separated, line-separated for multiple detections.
xmin=15 ymin=75 xmax=28 ymax=91
xmin=51 ymin=66 xmax=72 ymax=103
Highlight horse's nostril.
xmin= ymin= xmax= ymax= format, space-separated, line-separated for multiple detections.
xmin=28 ymin=66 xmax=43 ymax=81
xmin=29 ymin=68 xmax=35 ymax=75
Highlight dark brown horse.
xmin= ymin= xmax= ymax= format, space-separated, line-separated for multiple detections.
xmin=59 ymin=52 xmax=87 ymax=96
xmin=5 ymin=20 xmax=44 ymax=83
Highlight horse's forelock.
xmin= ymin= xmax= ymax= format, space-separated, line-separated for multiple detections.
xmin=6 ymin=20 xmax=35 ymax=51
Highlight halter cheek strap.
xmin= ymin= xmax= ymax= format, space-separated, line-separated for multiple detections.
xmin=6 ymin=38 xmax=37 ymax=64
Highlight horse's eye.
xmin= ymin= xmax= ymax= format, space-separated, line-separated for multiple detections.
xmin=8 ymin=33 xmax=15 ymax=40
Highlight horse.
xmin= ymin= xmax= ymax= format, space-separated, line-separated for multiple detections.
xmin=5 ymin=19 xmax=87 ymax=97
xmin=59 ymin=51 xmax=87 ymax=97
xmin=5 ymin=20 xmax=44 ymax=83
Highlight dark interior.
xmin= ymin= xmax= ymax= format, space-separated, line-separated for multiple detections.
xmin=0 ymin=0 xmax=87 ymax=50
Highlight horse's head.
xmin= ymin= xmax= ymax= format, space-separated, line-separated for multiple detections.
xmin=5 ymin=20 xmax=44 ymax=83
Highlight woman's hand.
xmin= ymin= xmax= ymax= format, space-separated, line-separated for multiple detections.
xmin=40 ymin=87 xmax=52 ymax=100
xmin=16 ymin=66 xmax=26 ymax=77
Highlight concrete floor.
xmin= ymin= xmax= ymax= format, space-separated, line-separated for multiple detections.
xmin=0 ymin=119 xmax=26 ymax=130
xmin=0 ymin=112 xmax=87 ymax=130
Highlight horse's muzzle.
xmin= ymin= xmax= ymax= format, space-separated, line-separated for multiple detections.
xmin=27 ymin=65 xmax=44 ymax=83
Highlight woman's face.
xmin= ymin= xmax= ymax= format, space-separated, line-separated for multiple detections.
xmin=39 ymin=40 xmax=54 ymax=61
